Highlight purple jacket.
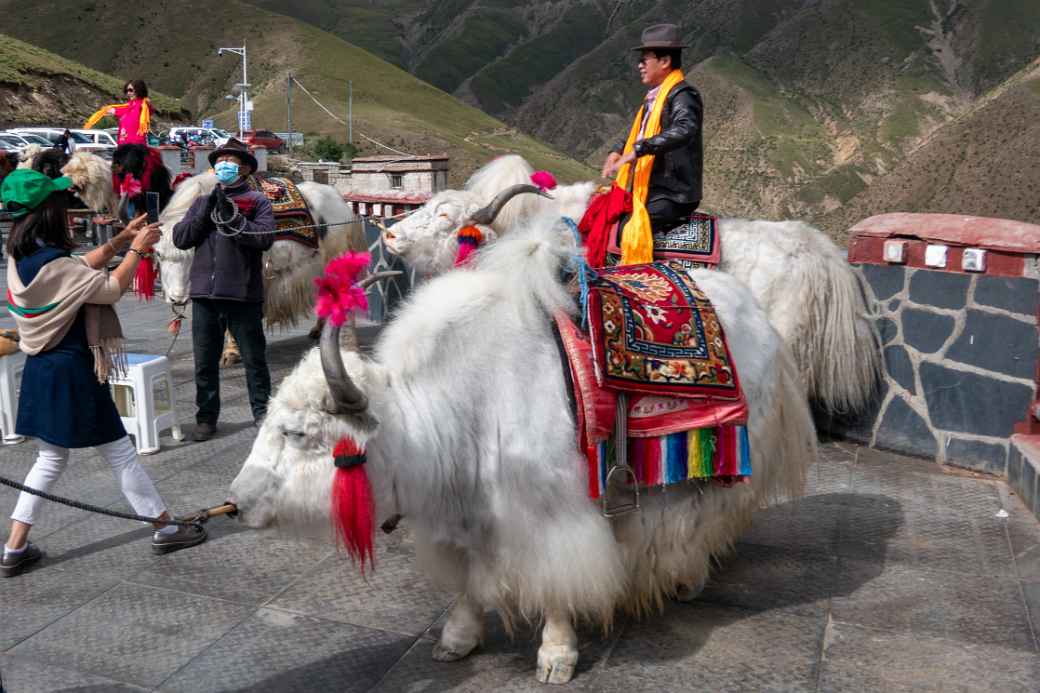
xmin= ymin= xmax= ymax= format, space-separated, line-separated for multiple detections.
xmin=172 ymin=180 xmax=275 ymax=303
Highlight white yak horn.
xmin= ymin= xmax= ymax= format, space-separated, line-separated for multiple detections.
xmin=469 ymin=183 xmax=552 ymax=226
xmin=318 ymin=271 xmax=403 ymax=415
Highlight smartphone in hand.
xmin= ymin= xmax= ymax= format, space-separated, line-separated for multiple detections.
xmin=146 ymin=191 xmax=161 ymax=224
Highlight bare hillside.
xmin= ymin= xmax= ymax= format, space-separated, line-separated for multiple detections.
xmin=823 ymin=58 xmax=1040 ymax=240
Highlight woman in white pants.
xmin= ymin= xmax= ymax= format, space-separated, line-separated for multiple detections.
xmin=1 ymin=169 xmax=206 ymax=578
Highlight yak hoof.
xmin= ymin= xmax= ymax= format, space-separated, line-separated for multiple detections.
xmin=535 ymin=645 xmax=578 ymax=685
xmin=674 ymin=576 xmax=707 ymax=603
xmin=432 ymin=640 xmax=478 ymax=662
xmin=220 ymin=350 xmax=241 ymax=367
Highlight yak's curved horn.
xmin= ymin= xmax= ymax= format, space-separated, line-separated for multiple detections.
xmin=115 ymin=193 xmax=130 ymax=224
xmin=358 ymin=270 xmax=403 ymax=290
xmin=469 ymin=183 xmax=552 ymax=226
xmin=318 ymin=271 xmax=403 ymax=415
xmin=320 ymin=319 xmax=369 ymax=414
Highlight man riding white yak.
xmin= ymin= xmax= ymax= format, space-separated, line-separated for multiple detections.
xmin=383 ymin=23 xmax=879 ymax=416
xmin=228 ymin=214 xmax=817 ymax=684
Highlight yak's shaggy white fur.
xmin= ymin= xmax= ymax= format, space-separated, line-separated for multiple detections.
xmin=61 ymin=151 xmax=116 ymax=214
xmin=154 ymin=172 xmax=362 ymax=328
xmin=229 ymin=216 xmax=816 ymax=682
xmin=385 ymin=155 xmax=880 ymax=414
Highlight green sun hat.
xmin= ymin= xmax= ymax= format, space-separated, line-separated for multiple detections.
xmin=1 ymin=168 xmax=73 ymax=219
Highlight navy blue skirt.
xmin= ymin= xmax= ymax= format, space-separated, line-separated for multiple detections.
xmin=14 ymin=247 xmax=126 ymax=448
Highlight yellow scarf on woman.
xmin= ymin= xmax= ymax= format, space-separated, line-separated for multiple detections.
xmin=616 ymin=69 xmax=686 ymax=265
xmin=82 ymin=98 xmax=151 ymax=136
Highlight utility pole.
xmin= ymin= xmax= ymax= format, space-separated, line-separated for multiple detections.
xmin=218 ymin=43 xmax=249 ymax=140
xmin=287 ymin=72 xmax=293 ymax=150
xmin=347 ymin=80 xmax=353 ymax=149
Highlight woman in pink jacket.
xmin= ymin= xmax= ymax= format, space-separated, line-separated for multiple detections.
xmin=83 ymin=79 xmax=152 ymax=145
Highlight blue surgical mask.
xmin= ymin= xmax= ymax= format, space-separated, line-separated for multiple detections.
xmin=214 ymin=160 xmax=240 ymax=184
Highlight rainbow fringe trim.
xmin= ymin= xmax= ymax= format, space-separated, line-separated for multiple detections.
xmin=587 ymin=424 xmax=751 ymax=499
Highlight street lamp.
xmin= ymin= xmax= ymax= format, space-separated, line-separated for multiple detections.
xmin=217 ymin=44 xmax=249 ymax=140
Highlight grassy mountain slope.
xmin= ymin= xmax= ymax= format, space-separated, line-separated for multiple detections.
xmin=0 ymin=0 xmax=592 ymax=184
xmin=0 ymin=34 xmax=182 ymax=127
xmin=242 ymin=0 xmax=1040 ymax=235
xmin=823 ymin=58 xmax=1040 ymax=241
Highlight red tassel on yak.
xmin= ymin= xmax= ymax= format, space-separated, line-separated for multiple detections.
xmin=134 ymin=254 xmax=158 ymax=300
xmin=331 ymin=436 xmax=376 ymax=571
xmin=315 ymin=252 xmax=378 ymax=571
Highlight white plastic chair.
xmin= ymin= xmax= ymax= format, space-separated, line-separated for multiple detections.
xmin=0 ymin=353 xmax=25 ymax=445
xmin=109 ymin=353 xmax=184 ymax=455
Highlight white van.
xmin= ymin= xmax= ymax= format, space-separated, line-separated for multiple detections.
xmin=71 ymin=129 xmax=118 ymax=147
xmin=167 ymin=127 xmax=232 ymax=147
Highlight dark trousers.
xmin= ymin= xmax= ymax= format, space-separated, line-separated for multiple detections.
xmin=191 ymin=298 xmax=271 ymax=424
xmin=647 ymin=198 xmax=700 ymax=233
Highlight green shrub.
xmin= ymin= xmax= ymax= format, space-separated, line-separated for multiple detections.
xmin=307 ymin=136 xmax=357 ymax=162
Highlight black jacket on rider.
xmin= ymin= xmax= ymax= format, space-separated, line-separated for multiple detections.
xmin=613 ymin=81 xmax=703 ymax=206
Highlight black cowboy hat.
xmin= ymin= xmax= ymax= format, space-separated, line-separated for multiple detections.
xmin=632 ymin=23 xmax=685 ymax=51
xmin=208 ymin=138 xmax=258 ymax=172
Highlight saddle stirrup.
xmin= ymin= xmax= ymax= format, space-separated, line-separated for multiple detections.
xmin=602 ymin=394 xmax=640 ymax=518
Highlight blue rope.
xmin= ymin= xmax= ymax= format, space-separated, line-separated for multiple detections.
xmin=562 ymin=216 xmax=595 ymax=328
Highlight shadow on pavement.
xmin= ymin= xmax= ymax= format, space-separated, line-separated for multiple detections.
xmin=197 ymin=492 xmax=904 ymax=690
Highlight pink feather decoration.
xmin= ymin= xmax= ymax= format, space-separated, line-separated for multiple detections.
xmin=531 ymin=170 xmax=557 ymax=192
xmin=122 ymin=176 xmax=143 ymax=197
xmin=313 ymin=252 xmax=371 ymax=327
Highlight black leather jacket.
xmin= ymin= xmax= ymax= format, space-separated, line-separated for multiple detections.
xmin=614 ymin=81 xmax=703 ymax=205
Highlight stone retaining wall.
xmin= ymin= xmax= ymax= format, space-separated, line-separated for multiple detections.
xmin=823 ymin=263 xmax=1039 ymax=476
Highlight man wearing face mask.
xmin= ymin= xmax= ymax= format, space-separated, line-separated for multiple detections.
xmin=172 ymin=139 xmax=275 ymax=442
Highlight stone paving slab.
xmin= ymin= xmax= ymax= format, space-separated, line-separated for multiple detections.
xmin=830 ymin=560 xmax=1035 ymax=651
xmin=818 ymin=622 xmax=1040 ymax=693
xmin=590 ymin=603 xmax=825 ymax=693
xmin=2 ymin=289 xmax=1040 ymax=692
xmin=158 ymin=609 xmax=413 ymax=693
xmin=7 ymin=582 xmax=252 ymax=689
xmin=0 ymin=653 xmax=149 ymax=693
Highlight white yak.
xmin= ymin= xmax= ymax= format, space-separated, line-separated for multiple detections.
xmin=384 ymin=154 xmax=879 ymax=415
xmin=228 ymin=215 xmax=816 ymax=684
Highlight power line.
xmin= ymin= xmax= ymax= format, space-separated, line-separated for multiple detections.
xmin=288 ymin=75 xmax=419 ymax=159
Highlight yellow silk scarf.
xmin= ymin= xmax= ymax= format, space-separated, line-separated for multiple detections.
xmin=82 ymin=98 xmax=151 ymax=136
xmin=616 ymin=69 xmax=686 ymax=265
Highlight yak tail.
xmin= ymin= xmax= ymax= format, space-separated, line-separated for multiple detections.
xmin=798 ymin=244 xmax=881 ymax=415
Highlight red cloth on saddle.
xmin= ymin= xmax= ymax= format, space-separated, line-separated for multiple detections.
xmin=578 ymin=185 xmax=631 ymax=268
xmin=555 ymin=313 xmax=747 ymax=452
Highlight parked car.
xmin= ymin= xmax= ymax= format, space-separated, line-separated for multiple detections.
xmin=0 ymin=133 xmax=28 ymax=152
xmin=71 ymin=128 xmax=118 ymax=147
xmin=8 ymin=128 xmax=112 ymax=155
xmin=3 ymin=131 xmax=53 ymax=147
xmin=167 ymin=127 xmax=232 ymax=148
xmin=243 ymin=129 xmax=284 ymax=153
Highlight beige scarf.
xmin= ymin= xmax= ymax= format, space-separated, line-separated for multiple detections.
xmin=6 ymin=256 xmax=127 ymax=383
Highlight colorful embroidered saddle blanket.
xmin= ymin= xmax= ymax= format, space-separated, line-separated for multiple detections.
xmin=606 ymin=212 xmax=721 ymax=269
xmin=249 ymin=176 xmax=319 ymax=249
xmin=555 ymin=305 xmax=750 ymax=500
xmin=587 ymin=261 xmax=745 ymax=401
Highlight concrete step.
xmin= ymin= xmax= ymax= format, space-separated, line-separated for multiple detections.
xmin=1009 ymin=434 xmax=1040 ymax=521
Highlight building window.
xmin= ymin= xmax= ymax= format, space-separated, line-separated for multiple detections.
xmin=390 ymin=174 xmax=403 ymax=189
